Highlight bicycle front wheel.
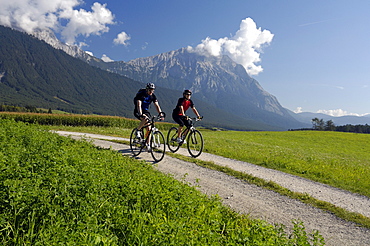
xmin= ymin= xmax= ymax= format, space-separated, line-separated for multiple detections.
xmin=167 ymin=127 xmax=180 ymax=153
xmin=150 ymin=131 xmax=166 ymax=162
xmin=187 ymin=130 xmax=203 ymax=158
xmin=130 ymin=128 xmax=143 ymax=156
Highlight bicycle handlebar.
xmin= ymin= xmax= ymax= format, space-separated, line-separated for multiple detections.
xmin=184 ymin=116 xmax=203 ymax=121
xmin=142 ymin=114 xmax=165 ymax=128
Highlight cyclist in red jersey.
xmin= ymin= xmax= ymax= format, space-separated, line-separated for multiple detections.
xmin=172 ymin=89 xmax=202 ymax=143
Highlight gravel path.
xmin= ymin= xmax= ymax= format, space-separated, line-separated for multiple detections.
xmin=55 ymin=131 xmax=370 ymax=246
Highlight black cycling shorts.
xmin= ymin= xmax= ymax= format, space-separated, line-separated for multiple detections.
xmin=134 ymin=110 xmax=151 ymax=120
xmin=172 ymin=111 xmax=191 ymax=128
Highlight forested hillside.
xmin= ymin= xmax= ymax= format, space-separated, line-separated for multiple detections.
xmin=0 ymin=26 xmax=141 ymax=116
xmin=0 ymin=25 xmax=278 ymax=130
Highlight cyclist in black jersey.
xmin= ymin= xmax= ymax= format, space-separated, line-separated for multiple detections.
xmin=134 ymin=83 xmax=165 ymax=149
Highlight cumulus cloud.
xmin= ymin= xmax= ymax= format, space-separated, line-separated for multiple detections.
xmin=101 ymin=54 xmax=113 ymax=62
xmin=294 ymin=107 xmax=303 ymax=113
xmin=113 ymin=31 xmax=130 ymax=45
xmin=61 ymin=2 xmax=115 ymax=44
xmin=0 ymin=0 xmax=115 ymax=44
xmin=187 ymin=17 xmax=274 ymax=75
xmin=317 ymin=109 xmax=369 ymax=117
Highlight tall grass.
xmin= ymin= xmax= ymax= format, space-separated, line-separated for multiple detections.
xmin=0 ymin=119 xmax=323 ymax=245
xmin=0 ymin=112 xmax=173 ymax=131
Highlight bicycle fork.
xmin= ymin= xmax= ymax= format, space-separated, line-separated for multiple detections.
xmin=151 ymin=127 xmax=161 ymax=148
xmin=188 ymin=127 xmax=198 ymax=144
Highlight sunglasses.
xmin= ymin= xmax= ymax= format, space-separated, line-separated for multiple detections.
xmin=185 ymin=93 xmax=191 ymax=95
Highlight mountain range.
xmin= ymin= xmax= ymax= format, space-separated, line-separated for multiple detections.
xmin=2 ymin=25 xmax=368 ymax=130
xmin=31 ymin=28 xmax=310 ymax=130
xmin=0 ymin=25 xmax=283 ymax=130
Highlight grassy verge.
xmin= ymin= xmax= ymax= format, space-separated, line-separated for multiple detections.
xmin=0 ymin=119 xmax=324 ymax=245
xmin=167 ymin=152 xmax=370 ymax=229
xmin=51 ymin=124 xmax=370 ymax=199
xmin=83 ymin=130 xmax=370 ymax=229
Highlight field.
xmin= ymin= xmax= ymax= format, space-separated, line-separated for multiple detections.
xmin=202 ymin=130 xmax=370 ymax=198
xmin=3 ymin=112 xmax=368 ymax=198
xmin=0 ymin=117 xmax=325 ymax=245
xmin=47 ymin=121 xmax=370 ymax=199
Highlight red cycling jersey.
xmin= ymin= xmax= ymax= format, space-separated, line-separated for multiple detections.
xmin=174 ymin=97 xmax=194 ymax=116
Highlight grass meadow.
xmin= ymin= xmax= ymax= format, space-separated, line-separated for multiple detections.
xmin=201 ymin=130 xmax=370 ymax=198
xmin=0 ymin=117 xmax=325 ymax=245
xmin=44 ymin=114 xmax=370 ymax=229
xmin=2 ymin=112 xmax=370 ymax=244
xmin=48 ymin=119 xmax=370 ymax=199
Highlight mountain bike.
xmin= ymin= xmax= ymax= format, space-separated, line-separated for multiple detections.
xmin=167 ymin=116 xmax=203 ymax=158
xmin=130 ymin=114 xmax=166 ymax=162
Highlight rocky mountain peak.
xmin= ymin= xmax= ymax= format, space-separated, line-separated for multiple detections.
xmin=31 ymin=28 xmax=95 ymax=62
xmin=107 ymin=48 xmax=287 ymax=117
xmin=28 ymin=30 xmax=298 ymax=128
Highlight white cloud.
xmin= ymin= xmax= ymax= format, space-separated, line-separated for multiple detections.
xmin=113 ymin=31 xmax=130 ymax=46
xmin=142 ymin=42 xmax=148 ymax=50
xmin=294 ymin=107 xmax=303 ymax=113
xmin=0 ymin=0 xmax=115 ymax=44
xmin=61 ymin=2 xmax=115 ymax=44
xmin=298 ymin=19 xmax=334 ymax=27
xmin=187 ymin=17 xmax=274 ymax=75
xmin=317 ymin=109 xmax=369 ymax=117
xmin=101 ymin=54 xmax=114 ymax=62
xmin=78 ymin=42 xmax=88 ymax=48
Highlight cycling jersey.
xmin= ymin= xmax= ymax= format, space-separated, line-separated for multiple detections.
xmin=173 ymin=97 xmax=194 ymax=116
xmin=134 ymin=89 xmax=158 ymax=112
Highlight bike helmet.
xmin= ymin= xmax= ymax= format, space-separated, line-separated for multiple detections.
xmin=146 ymin=83 xmax=156 ymax=90
xmin=183 ymin=89 xmax=192 ymax=95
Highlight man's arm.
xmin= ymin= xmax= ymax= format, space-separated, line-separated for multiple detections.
xmin=153 ymin=101 xmax=163 ymax=115
xmin=136 ymin=100 xmax=143 ymax=116
xmin=179 ymin=106 xmax=185 ymax=116
xmin=192 ymin=107 xmax=201 ymax=118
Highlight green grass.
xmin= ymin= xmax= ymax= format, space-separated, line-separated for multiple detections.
xmin=201 ymin=130 xmax=370 ymax=198
xmin=51 ymin=124 xmax=370 ymax=229
xmin=50 ymin=125 xmax=370 ymax=199
xmin=168 ymin=152 xmax=370 ymax=229
xmin=0 ymin=119 xmax=324 ymax=245
xmin=4 ymin=113 xmax=370 ymax=242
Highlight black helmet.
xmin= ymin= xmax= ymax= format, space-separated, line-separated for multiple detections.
xmin=183 ymin=89 xmax=192 ymax=95
xmin=146 ymin=83 xmax=155 ymax=89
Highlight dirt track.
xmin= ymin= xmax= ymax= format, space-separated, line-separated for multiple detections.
xmin=56 ymin=131 xmax=370 ymax=246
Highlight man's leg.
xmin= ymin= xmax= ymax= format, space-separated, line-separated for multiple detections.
xmin=177 ymin=126 xmax=183 ymax=138
xmin=138 ymin=117 xmax=147 ymax=130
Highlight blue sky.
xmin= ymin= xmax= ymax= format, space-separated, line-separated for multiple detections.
xmin=1 ymin=0 xmax=370 ymax=116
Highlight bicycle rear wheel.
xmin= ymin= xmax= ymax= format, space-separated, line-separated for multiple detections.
xmin=130 ymin=128 xmax=143 ymax=156
xmin=187 ymin=130 xmax=203 ymax=158
xmin=150 ymin=131 xmax=166 ymax=162
xmin=167 ymin=127 xmax=180 ymax=153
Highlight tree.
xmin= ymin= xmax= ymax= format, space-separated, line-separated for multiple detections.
xmin=312 ymin=118 xmax=325 ymax=130
xmin=325 ymin=120 xmax=335 ymax=131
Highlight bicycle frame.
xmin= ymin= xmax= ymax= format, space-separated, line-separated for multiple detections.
xmin=130 ymin=115 xmax=166 ymax=162
xmin=141 ymin=118 xmax=155 ymax=138
xmin=167 ymin=117 xmax=204 ymax=157
xmin=183 ymin=117 xmax=202 ymax=136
